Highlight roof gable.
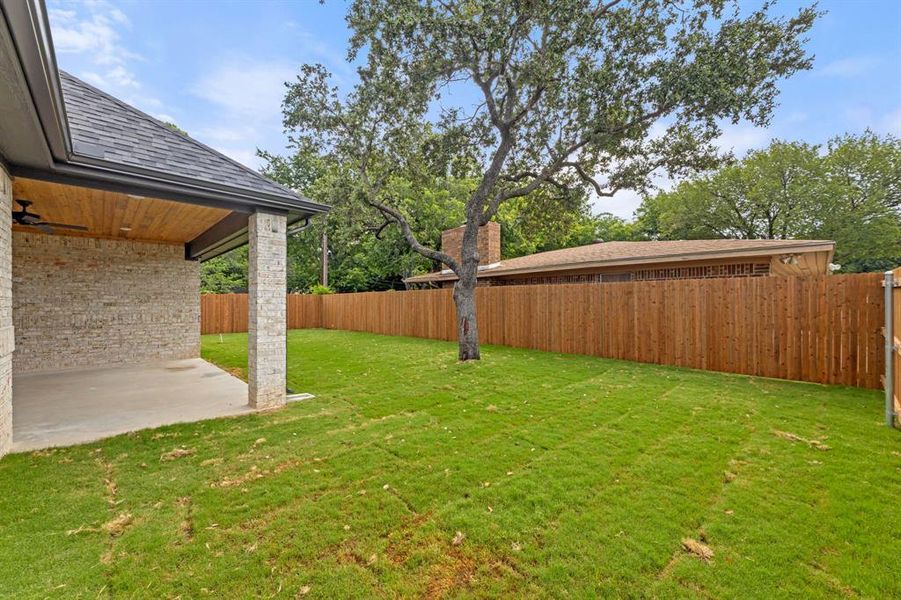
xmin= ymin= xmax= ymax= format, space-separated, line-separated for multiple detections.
xmin=59 ymin=71 xmax=301 ymax=203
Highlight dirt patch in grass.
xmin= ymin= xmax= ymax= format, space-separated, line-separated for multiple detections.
xmin=772 ymin=430 xmax=830 ymax=451
xmin=161 ymin=447 xmax=196 ymax=462
xmin=424 ymin=546 xmax=478 ymax=600
xmin=176 ymin=496 xmax=194 ymax=542
xmin=210 ymin=459 xmax=299 ymax=489
xmin=102 ymin=512 xmax=134 ymax=537
xmin=385 ymin=512 xmax=433 ymax=565
xmin=682 ymin=538 xmax=714 ymax=562
xmin=329 ymin=540 xmax=378 ymax=570
xmin=383 ymin=516 xmax=519 ymax=599
xmin=422 ymin=535 xmax=526 ymax=599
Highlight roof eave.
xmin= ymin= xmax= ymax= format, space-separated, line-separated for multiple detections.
xmin=10 ymin=159 xmax=329 ymax=216
xmin=1 ymin=0 xmax=70 ymax=164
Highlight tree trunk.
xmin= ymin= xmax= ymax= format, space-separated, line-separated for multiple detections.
xmin=453 ymin=273 xmax=480 ymax=361
xmin=453 ymin=220 xmax=482 ymax=361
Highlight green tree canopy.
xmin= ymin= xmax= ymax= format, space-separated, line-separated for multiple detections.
xmin=636 ymin=132 xmax=901 ymax=271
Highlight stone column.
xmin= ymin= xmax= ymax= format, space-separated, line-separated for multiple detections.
xmin=0 ymin=163 xmax=14 ymax=456
xmin=247 ymin=210 xmax=287 ymax=409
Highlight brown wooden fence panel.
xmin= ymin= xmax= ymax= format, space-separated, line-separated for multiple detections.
xmin=200 ymin=293 xmax=247 ymax=334
xmin=200 ymin=273 xmax=886 ymax=388
xmin=288 ymin=294 xmax=322 ymax=329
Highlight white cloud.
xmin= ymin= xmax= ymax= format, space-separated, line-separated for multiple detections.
xmin=189 ymin=58 xmax=299 ymax=166
xmin=817 ymin=56 xmax=879 ymax=78
xmin=49 ymin=0 xmax=141 ymax=89
xmin=191 ymin=60 xmax=295 ymax=119
xmin=593 ymin=168 xmax=679 ymax=220
xmin=594 ymin=189 xmax=644 ymax=220
xmin=81 ymin=65 xmax=139 ymax=89
xmin=215 ymin=147 xmax=262 ymax=170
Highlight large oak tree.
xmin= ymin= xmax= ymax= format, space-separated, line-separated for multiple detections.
xmin=283 ymin=0 xmax=818 ymax=360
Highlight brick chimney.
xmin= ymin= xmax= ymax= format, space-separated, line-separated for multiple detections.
xmin=441 ymin=222 xmax=501 ymax=267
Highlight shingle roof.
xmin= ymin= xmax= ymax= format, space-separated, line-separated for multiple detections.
xmin=405 ymin=238 xmax=835 ymax=283
xmin=59 ymin=71 xmax=302 ymax=203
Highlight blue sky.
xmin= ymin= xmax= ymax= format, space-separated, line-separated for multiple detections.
xmin=48 ymin=0 xmax=901 ymax=219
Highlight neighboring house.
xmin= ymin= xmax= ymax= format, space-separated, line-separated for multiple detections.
xmin=405 ymin=223 xmax=836 ymax=289
xmin=0 ymin=0 xmax=327 ymax=456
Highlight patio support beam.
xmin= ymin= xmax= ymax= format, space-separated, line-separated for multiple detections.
xmin=247 ymin=209 xmax=287 ymax=409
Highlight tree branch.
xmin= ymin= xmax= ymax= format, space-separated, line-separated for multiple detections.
xmin=483 ymin=105 xmax=670 ymax=220
xmin=502 ymin=171 xmax=573 ymax=193
xmin=563 ymin=161 xmax=606 ymax=196
xmin=367 ymin=199 xmax=461 ymax=273
xmin=592 ymin=0 xmax=624 ymax=19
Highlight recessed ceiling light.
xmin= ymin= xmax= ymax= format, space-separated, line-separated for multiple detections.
xmin=120 ymin=226 xmax=132 ymax=232
xmin=126 ymin=194 xmax=145 ymax=200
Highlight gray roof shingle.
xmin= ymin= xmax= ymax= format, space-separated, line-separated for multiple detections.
xmin=59 ymin=71 xmax=303 ymax=203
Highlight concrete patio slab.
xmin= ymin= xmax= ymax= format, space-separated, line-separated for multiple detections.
xmin=11 ymin=358 xmax=251 ymax=452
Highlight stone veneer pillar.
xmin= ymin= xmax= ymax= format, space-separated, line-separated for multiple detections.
xmin=247 ymin=210 xmax=287 ymax=409
xmin=0 ymin=162 xmax=13 ymax=456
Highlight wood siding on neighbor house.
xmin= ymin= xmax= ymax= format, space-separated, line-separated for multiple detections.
xmin=416 ymin=251 xmax=833 ymax=289
xmin=201 ymin=273 xmax=885 ymax=389
xmin=479 ymin=260 xmax=772 ymax=287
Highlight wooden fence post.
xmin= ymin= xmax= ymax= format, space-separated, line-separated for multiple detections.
xmin=886 ymin=270 xmax=897 ymax=428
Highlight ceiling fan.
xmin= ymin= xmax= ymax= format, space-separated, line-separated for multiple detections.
xmin=12 ymin=199 xmax=88 ymax=234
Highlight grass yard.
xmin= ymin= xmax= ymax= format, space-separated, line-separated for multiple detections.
xmin=1 ymin=329 xmax=898 ymax=598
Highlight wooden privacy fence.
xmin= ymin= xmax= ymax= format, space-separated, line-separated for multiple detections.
xmin=201 ymin=293 xmax=248 ymax=334
xmin=201 ymin=273 xmax=886 ymax=389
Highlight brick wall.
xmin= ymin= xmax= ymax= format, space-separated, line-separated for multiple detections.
xmin=0 ymin=163 xmax=12 ymax=456
xmin=441 ymin=222 xmax=501 ymax=267
xmin=12 ymin=232 xmax=199 ymax=373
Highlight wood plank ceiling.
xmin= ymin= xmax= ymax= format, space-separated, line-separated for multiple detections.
xmin=11 ymin=177 xmax=233 ymax=244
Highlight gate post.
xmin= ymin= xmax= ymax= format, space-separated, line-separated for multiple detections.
xmin=886 ymin=270 xmax=895 ymax=428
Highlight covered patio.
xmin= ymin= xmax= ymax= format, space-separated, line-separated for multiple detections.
xmin=0 ymin=1 xmax=328 ymax=455
xmin=11 ymin=359 xmax=250 ymax=452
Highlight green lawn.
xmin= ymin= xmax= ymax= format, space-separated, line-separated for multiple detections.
xmin=1 ymin=330 xmax=898 ymax=598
